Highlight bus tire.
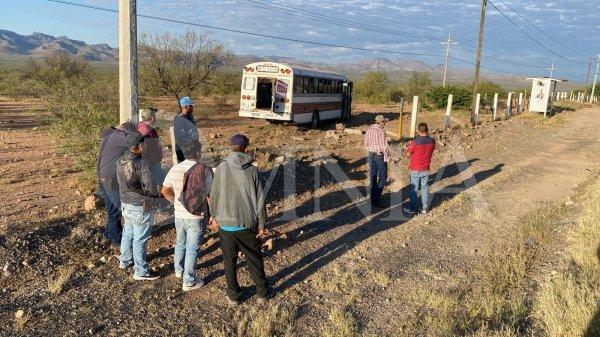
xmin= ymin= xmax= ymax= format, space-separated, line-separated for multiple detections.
xmin=310 ymin=110 xmax=320 ymax=129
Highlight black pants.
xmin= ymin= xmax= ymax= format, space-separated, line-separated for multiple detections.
xmin=219 ymin=229 xmax=269 ymax=300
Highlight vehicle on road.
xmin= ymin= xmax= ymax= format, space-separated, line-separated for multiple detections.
xmin=238 ymin=62 xmax=353 ymax=128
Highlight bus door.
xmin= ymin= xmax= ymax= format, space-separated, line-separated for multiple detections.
xmin=341 ymin=81 xmax=353 ymax=120
xmin=256 ymin=78 xmax=274 ymax=110
xmin=274 ymin=79 xmax=289 ymax=113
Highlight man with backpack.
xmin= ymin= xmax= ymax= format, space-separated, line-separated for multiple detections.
xmin=161 ymin=139 xmax=213 ymax=291
xmin=209 ymin=134 xmax=270 ymax=305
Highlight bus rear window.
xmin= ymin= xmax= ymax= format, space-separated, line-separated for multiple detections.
xmin=243 ymin=77 xmax=256 ymax=91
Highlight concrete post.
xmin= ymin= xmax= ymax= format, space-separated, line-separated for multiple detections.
xmin=169 ymin=126 xmax=178 ymax=165
xmin=119 ymin=0 xmax=138 ymax=124
xmin=398 ymin=97 xmax=404 ymax=140
xmin=410 ymin=96 xmax=418 ymax=137
xmin=506 ymin=92 xmax=513 ymax=118
xmin=518 ymin=93 xmax=523 ymax=113
xmin=492 ymin=93 xmax=498 ymax=121
xmin=474 ymin=93 xmax=481 ymax=125
xmin=445 ymin=94 xmax=453 ymax=129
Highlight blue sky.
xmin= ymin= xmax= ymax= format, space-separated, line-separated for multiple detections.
xmin=3 ymin=0 xmax=599 ymax=83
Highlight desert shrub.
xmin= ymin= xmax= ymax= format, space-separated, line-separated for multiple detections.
xmin=477 ymin=81 xmax=508 ymax=105
xmin=199 ymin=69 xmax=242 ymax=103
xmin=427 ymin=85 xmax=472 ymax=109
xmin=21 ymin=55 xmax=119 ymax=185
xmin=354 ymin=71 xmax=392 ymax=104
xmin=403 ymin=71 xmax=431 ymax=98
xmin=389 ymin=88 xmax=404 ymax=103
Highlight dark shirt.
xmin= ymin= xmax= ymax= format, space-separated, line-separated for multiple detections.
xmin=407 ymin=136 xmax=436 ymax=171
xmin=97 ymin=127 xmax=129 ymax=189
xmin=115 ymin=152 xmax=159 ymax=206
xmin=173 ymin=113 xmax=199 ymax=152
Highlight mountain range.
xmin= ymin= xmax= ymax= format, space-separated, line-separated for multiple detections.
xmin=0 ymin=29 xmax=523 ymax=86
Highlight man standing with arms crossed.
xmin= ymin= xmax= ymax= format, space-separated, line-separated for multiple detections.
xmin=173 ymin=97 xmax=200 ymax=163
xmin=404 ymin=122 xmax=436 ymax=215
xmin=209 ymin=134 xmax=271 ymax=305
xmin=364 ymin=115 xmax=390 ymax=208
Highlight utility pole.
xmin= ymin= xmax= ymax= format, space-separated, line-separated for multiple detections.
xmin=119 ymin=0 xmax=138 ymax=123
xmin=547 ymin=63 xmax=557 ymax=78
xmin=586 ymin=57 xmax=592 ymax=85
xmin=471 ymin=0 xmax=487 ymax=125
xmin=591 ymin=54 xmax=599 ymax=103
xmin=442 ymin=32 xmax=457 ymax=87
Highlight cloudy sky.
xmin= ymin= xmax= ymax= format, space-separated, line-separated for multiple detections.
xmin=4 ymin=0 xmax=599 ymax=82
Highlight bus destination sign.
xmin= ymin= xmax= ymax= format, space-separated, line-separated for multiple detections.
xmin=256 ymin=65 xmax=279 ymax=73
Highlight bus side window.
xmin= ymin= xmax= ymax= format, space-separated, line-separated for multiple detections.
xmin=309 ymin=77 xmax=315 ymax=94
xmin=294 ymin=76 xmax=303 ymax=94
xmin=318 ymin=78 xmax=324 ymax=94
xmin=327 ymin=79 xmax=332 ymax=94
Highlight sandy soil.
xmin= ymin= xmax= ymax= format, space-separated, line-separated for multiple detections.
xmin=0 ymin=96 xmax=599 ymax=336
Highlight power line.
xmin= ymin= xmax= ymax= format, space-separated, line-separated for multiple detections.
xmin=496 ymin=0 xmax=587 ymax=58
xmin=487 ymin=0 xmax=585 ymax=64
xmin=45 ymin=0 xmax=442 ymax=58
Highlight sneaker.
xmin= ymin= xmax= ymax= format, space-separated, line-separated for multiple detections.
xmin=174 ymin=272 xmax=182 ymax=279
xmin=403 ymin=207 xmax=416 ymax=215
xmin=133 ymin=273 xmax=160 ymax=281
xmin=119 ymin=262 xmax=133 ymax=269
xmin=420 ymin=209 xmax=428 ymax=215
xmin=182 ymin=279 xmax=204 ymax=292
xmin=227 ymin=297 xmax=241 ymax=307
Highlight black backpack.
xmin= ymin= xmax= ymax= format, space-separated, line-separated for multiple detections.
xmin=178 ymin=163 xmax=210 ymax=216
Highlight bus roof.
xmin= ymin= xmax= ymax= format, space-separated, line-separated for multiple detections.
xmin=244 ymin=61 xmax=347 ymax=81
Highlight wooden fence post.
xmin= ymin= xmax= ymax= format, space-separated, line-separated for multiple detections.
xmin=398 ymin=97 xmax=404 ymax=140
xmin=445 ymin=94 xmax=453 ymax=129
xmin=410 ymin=96 xmax=418 ymax=137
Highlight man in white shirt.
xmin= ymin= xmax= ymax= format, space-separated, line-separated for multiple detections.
xmin=161 ymin=139 xmax=213 ymax=291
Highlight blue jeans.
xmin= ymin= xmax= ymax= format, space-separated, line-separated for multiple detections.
xmin=408 ymin=170 xmax=430 ymax=211
xmin=119 ymin=204 xmax=154 ymax=277
xmin=150 ymin=163 xmax=165 ymax=186
xmin=174 ymin=217 xmax=204 ymax=285
xmin=98 ymin=181 xmax=121 ymax=245
xmin=368 ymin=153 xmax=388 ymax=205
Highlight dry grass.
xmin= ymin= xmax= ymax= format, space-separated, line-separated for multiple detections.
xmin=47 ymin=266 xmax=75 ymax=295
xmin=14 ymin=311 xmax=31 ymax=332
xmin=323 ymin=306 xmax=358 ymax=337
xmin=311 ymin=265 xmax=361 ymax=305
xmin=232 ymin=302 xmax=296 ymax=337
xmin=533 ymin=179 xmax=600 ymax=336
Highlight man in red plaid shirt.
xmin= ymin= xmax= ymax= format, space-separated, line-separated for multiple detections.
xmin=364 ymin=115 xmax=390 ymax=207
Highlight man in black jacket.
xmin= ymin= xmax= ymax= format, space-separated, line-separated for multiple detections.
xmin=96 ymin=122 xmax=137 ymax=247
xmin=116 ymin=131 xmax=160 ymax=281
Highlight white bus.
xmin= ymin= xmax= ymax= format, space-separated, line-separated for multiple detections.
xmin=238 ymin=62 xmax=352 ymax=128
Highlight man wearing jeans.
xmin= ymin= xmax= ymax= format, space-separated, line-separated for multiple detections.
xmin=209 ymin=134 xmax=270 ymax=305
xmin=116 ymin=131 xmax=161 ymax=280
xmin=161 ymin=139 xmax=213 ymax=291
xmin=364 ymin=115 xmax=390 ymax=207
xmin=404 ymin=122 xmax=436 ymax=215
xmin=97 ymin=121 xmax=137 ymax=247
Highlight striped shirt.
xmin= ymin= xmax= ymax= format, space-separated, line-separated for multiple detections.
xmin=364 ymin=124 xmax=390 ymax=162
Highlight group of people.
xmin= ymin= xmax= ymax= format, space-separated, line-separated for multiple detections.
xmin=364 ymin=115 xmax=436 ymax=214
xmin=97 ymin=97 xmax=270 ymax=305
xmin=95 ymin=100 xmax=433 ymax=305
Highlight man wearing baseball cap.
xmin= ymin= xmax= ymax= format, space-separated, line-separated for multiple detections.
xmin=116 ymin=131 xmax=161 ymax=281
xmin=173 ymin=96 xmax=200 ymax=163
xmin=208 ymin=134 xmax=270 ymax=305
xmin=364 ymin=114 xmax=391 ymax=208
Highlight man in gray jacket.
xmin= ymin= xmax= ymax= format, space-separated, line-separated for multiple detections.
xmin=209 ymin=134 xmax=270 ymax=305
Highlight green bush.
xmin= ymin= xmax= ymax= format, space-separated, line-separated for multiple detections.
xmin=403 ymin=71 xmax=431 ymax=98
xmin=427 ymin=85 xmax=472 ymax=109
xmin=389 ymin=89 xmax=404 ymax=103
xmin=354 ymin=71 xmax=392 ymax=104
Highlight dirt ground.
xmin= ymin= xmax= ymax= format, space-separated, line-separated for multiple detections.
xmin=1 ymin=95 xmax=599 ymax=336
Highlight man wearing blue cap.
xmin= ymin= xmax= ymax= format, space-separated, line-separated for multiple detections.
xmin=173 ymin=96 xmax=200 ymax=163
xmin=209 ymin=134 xmax=271 ymax=305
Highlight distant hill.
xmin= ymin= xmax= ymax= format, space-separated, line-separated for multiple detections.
xmin=0 ymin=29 xmax=530 ymax=87
xmin=0 ymin=30 xmax=118 ymax=61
